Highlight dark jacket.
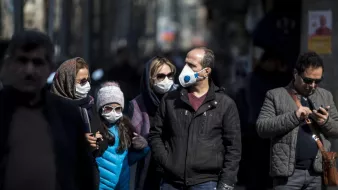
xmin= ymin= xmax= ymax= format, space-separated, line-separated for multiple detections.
xmin=63 ymin=95 xmax=101 ymax=133
xmin=128 ymin=57 xmax=178 ymax=190
xmin=149 ymin=82 xmax=241 ymax=187
xmin=0 ymin=87 xmax=95 ymax=190
xmin=64 ymin=95 xmax=102 ymax=189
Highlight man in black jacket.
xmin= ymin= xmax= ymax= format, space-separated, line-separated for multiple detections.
xmin=149 ymin=47 xmax=241 ymax=190
xmin=0 ymin=30 xmax=94 ymax=190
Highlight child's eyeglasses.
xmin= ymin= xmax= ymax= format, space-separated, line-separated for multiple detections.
xmin=102 ymin=105 xmax=122 ymax=114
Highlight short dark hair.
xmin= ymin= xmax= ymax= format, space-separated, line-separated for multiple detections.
xmin=199 ymin=47 xmax=215 ymax=68
xmin=295 ymin=51 xmax=324 ymax=74
xmin=6 ymin=30 xmax=54 ymax=63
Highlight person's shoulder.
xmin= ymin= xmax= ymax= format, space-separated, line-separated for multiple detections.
xmin=266 ymin=87 xmax=287 ymax=96
xmin=214 ymin=86 xmax=236 ymax=105
xmin=316 ymin=87 xmax=331 ymax=94
xmin=46 ymin=92 xmax=85 ymax=134
xmin=131 ymin=94 xmax=143 ymax=104
xmin=163 ymin=87 xmax=181 ymax=100
xmin=47 ymin=92 xmax=80 ymax=114
xmin=316 ymin=87 xmax=333 ymax=98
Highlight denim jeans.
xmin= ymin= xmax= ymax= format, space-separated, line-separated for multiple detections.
xmin=273 ymin=169 xmax=322 ymax=190
xmin=161 ymin=181 xmax=217 ymax=190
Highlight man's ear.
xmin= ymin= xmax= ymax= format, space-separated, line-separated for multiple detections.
xmin=205 ymin=67 xmax=212 ymax=76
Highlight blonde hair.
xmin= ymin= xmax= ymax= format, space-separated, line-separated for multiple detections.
xmin=149 ymin=56 xmax=176 ymax=86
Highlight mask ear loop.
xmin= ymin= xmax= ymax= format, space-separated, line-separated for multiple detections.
xmin=196 ymin=68 xmax=208 ymax=80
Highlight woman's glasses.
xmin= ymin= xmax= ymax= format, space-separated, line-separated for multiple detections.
xmin=102 ymin=105 xmax=122 ymax=114
xmin=154 ymin=72 xmax=174 ymax=82
xmin=76 ymin=78 xmax=90 ymax=85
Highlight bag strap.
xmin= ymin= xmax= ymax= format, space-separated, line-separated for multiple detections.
xmin=286 ymin=88 xmax=325 ymax=152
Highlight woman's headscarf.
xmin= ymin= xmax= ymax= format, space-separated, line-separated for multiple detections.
xmin=51 ymin=57 xmax=86 ymax=99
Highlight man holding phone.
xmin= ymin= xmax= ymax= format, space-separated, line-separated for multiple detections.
xmin=256 ymin=51 xmax=338 ymax=190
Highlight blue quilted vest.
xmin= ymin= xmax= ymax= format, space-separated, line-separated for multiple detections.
xmin=96 ymin=124 xmax=150 ymax=190
xmin=96 ymin=125 xmax=128 ymax=190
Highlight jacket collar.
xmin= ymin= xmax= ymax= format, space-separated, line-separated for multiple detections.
xmin=179 ymin=80 xmax=221 ymax=111
xmin=286 ymin=81 xmax=318 ymax=100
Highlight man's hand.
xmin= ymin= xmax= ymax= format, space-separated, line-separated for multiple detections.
xmin=132 ymin=132 xmax=148 ymax=150
xmin=296 ymin=106 xmax=312 ymax=121
xmin=217 ymin=182 xmax=234 ymax=190
xmin=312 ymin=106 xmax=330 ymax=125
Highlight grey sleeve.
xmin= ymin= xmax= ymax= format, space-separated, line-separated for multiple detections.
xmin=320 ymin=92 xmax=338 ymax=137
xmin=256 ymin=91 xmax=300 ymax=139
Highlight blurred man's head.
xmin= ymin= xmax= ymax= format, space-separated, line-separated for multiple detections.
xmin=320 ymin=15 xmax=327 ymax=27
xmin=2 ymin=30 xmax=54 ymax=94
xmin=294 ymin=52 xmax=323 ymax=96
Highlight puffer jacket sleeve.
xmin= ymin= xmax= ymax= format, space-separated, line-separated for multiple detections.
xmin=256 ymin=90 xmax=300 ymax=138
xmin=320 ymin=91 xmax=338 ymax=137
xmin=128 ymin=146 xmax=150 ymax=166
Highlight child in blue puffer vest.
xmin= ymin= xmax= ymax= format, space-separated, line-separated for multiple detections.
xmin=95 ymin=81 xmax=150 ymax=190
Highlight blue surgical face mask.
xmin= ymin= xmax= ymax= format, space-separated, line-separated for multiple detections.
xmin=178 ymin=65 xmax=206 ymax=88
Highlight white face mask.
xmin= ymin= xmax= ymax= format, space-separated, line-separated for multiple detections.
xmin=178 ymin=65 xmax=206 ymax=88
xmin=102 ymin=110 xmax=123 ymax=124
xmin=153 ymin=77 xmax=174 ymax=94
xmin=75 ymin=82 xmax=91 ymax=99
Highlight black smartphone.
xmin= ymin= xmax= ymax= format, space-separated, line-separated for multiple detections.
xmin=317 ymin=106 xmax=329 ymax=114
xmin=311 ymin=101 xmax=328 ymax=114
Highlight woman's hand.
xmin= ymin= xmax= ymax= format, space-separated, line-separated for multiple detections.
xmin=95 ymin=131 xmax=103 ymax=141
xmin=85 ymin=133 xmax=97 ymax=148
xmin=132 ymin=132 xmax=148 ymax=150
xmin=85 ymin=131 xmax=103 ymax=149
